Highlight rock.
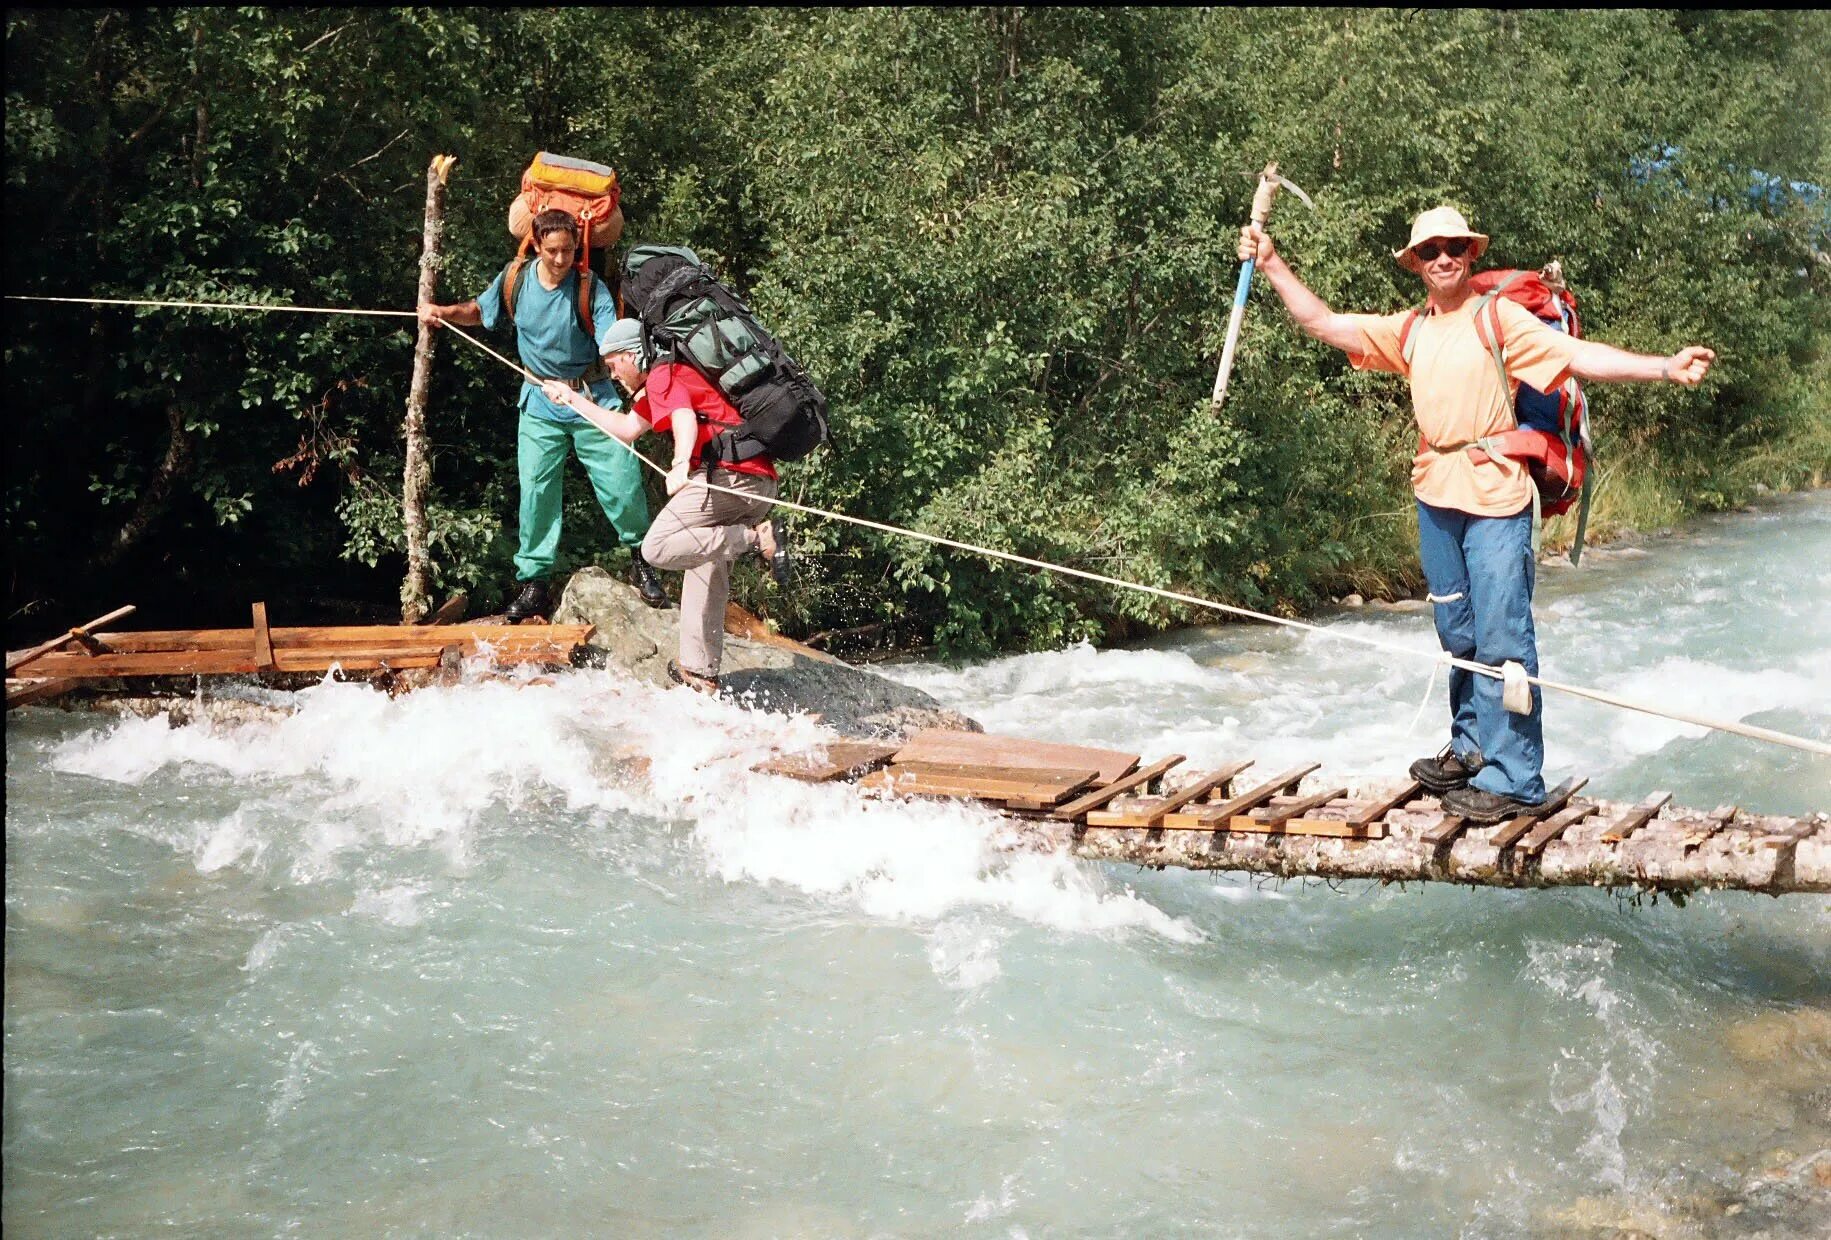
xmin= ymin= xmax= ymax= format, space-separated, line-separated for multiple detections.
xmin=1342 ymin=593 xmax=1364 ymax=607
xmin=552 ymin=566 xmax=978 ymax=740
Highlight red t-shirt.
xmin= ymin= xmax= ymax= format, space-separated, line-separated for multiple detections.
xmin=635 ymin=362 xmax=776 ymax=480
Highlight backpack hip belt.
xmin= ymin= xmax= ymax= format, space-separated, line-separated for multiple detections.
xmin=529 ymin=358 xmax=610 ymax=388
xmin=1420 ymin=435 xmax=1507 ymax=460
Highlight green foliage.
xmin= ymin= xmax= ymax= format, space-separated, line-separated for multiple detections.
xmin=6 ymin=8 xmax=1827 ymax=643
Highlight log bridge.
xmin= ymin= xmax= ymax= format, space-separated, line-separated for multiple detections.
xmin=758 ymin=729 xmax=1831 ymax=897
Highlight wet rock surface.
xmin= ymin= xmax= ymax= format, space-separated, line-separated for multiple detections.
xmin=553 ymin=566 xmax=978 ymax=740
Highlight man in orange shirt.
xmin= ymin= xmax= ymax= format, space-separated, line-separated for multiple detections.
xmin=1239 ymin=206 xmax=1715 ymax=821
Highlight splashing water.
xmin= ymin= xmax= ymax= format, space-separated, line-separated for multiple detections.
xmin=6 ymin=494 xmax=1829 ymax=1236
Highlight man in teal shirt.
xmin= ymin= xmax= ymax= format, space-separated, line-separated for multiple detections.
xmin=420 ymin=209 xmax=667 ymax=619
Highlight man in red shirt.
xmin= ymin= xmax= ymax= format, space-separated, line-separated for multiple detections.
xmin=542 ymin=318 xmax=786 ymax=692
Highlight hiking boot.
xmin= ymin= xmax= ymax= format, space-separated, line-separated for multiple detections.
xmin=1409 ymin=745 xmax=1485 ymax=794
xmin=629 ymin=550 xmax=670 ymax=609
xmin=666 ymin=658 xmax=719 ymax=694
xmin=754 ymin=516 xmax=793 ymax=588
xmin=1441 ymin=785 xmax=1540 ymax=825
xmin=504 ymin=579 xmax=553 ymax=623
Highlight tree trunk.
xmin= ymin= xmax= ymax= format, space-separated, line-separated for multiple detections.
xmin=401 ymin=154 xmax=456 ymax=623
xmin=96 ymin=401 xmax=192 ymax=569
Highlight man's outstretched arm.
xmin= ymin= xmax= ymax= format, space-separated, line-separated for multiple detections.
xmin=1565 ymin=338 xmax=1716 ymax=387
xmin=418 ymin=299 xmax=483 ymax=328
xmin=1239 ymin=223 xmax=1369 ymax=356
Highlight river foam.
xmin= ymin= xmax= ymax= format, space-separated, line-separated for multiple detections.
xmin=46 ymin=665 xmax=1201 ymax=952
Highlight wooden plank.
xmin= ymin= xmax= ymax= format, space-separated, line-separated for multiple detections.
xmin=6 ymin=677 xmax=81 ymax=709
xmin=24 ymin=628 xmax=590 ymax=678
xmin=1248 ymin=787 xmax=1351 ymax=828
xmin=1423 ymin=814 xmax=1468 ymax=847
xmin=1758 ymin=817 xmax=1823 ymax=849
xmin=1519 ymin=800 xmax=1599 ymax=858
xmin=892 ymin=729 xmax=1139 ymax=786
xmin=1053 ymin=754 xmax=1187 ymax=821
xmin=5 ymin=605 xmax=136 ymax=673
xmin=1491 ymin=778 xmax=1589 ymax=851
xmin=2 ymin=649 xmax=263 ymax=678
xmin=1220 ymin=815 xmax=1388 ymax=840
xmin=859 ymin=764 xmax=1098 ymax=806
xmin=754 ymin=741 xmax=901 ymax=783
xmin=271 ymin=649 xmax=444 ymax=672
xmin=1681 ymin=804 xmax=1738 ymax=851
xmin=1159 ymin=764 xmax=1319 ymax=831
xmin=1348 ymin=779 xmax=1424 ymax=828
xmin=44 ymin=623 xmax=594 ymax=655
xmin=1599 ymin=791 xmax=1672 ymax=843
xmin=252 ymin=602 xmax=276 ymax=671
xmin=1084 ymin=761 xmax=1253 ymax=829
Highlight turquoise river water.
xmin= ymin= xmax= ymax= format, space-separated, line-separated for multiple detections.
xmin=6 ymin=494 xmax=1829 ymax=1238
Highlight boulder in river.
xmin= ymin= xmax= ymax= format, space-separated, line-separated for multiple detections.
xmin=551 ymin=566 xmax=979 ymax=741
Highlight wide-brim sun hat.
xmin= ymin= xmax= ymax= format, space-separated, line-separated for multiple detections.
xmin=1393 ymin=206 xmax=1490 ymax=272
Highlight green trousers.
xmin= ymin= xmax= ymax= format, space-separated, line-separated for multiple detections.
xmin=515 ymin=411 xmax=650 ymax=582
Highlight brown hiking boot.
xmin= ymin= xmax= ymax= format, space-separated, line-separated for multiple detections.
xmin=1441 ymin=785 xmax=1541 ymax=824
xmin=1409 ymin=745 xmax=1484 ymax=794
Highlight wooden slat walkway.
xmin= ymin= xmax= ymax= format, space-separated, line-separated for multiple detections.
xmin=755 ymin=729 xmax=1830 ymax=896
xmin=6 ymin=608 xmax=593 ymax=706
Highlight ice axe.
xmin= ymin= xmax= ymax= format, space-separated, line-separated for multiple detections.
xmin=1210 ymin=162 xmax=1314 ymax=411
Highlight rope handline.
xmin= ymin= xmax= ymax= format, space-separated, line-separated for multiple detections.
xmin=5 ymin=294 xmax=415 ymax=318
xmin=435 ymin=323 xmax=1828 ymax=759
xmin=12 ymin=292 xmax=1828 ymax=758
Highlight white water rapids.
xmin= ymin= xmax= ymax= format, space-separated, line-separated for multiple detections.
xmin=6 ymin=494 xmax=1829 ymax=1237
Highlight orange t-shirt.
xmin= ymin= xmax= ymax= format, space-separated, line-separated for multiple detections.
xmin=1345 ymin=298 xmax=1578 ymax=516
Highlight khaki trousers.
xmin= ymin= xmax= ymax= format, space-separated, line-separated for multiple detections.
xmin=639 ymin=469 xmax=778 ymax=678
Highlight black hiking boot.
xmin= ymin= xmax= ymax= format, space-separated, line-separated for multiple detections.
xmin=754 ymin=516 xmax=793 ymax=588
xmin=629 ymin=550 xmax=670 ymax=609
xmin=1409 ymin=745 xmax=1485 ymax=794
xmin=504 ymin=579 xmax=553 ymax=623
xmin=1441 ymin=784 xmax=1541 ymax=825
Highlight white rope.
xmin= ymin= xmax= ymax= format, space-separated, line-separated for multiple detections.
xmin=13 ymin=291 xmax=1829 ymax=758
xmin=435 ymin=324 xmax=1829 ymax=758
xmin=1407 ymin=653 xmax=1447 ymax=736
xmin=5 ymin=294 xmax=415 ymax=318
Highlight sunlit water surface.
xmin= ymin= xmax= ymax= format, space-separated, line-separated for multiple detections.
xmin=6 ymin=495 xmax=1829 ymax=1237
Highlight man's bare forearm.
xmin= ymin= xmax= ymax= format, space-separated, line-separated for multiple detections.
xmin=1257 ymin=253 xmax=1367 ymax=355
xmin=420 ymin=299 xmax=483 ymax=327
xmin=1566 ymin=338 xmax=1671 ymax=384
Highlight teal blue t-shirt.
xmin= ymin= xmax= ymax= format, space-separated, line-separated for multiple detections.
xmin=474 ymin=262 xmax=622 ymax=423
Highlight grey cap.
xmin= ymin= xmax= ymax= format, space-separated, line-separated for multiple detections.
xmin=597 ymin=317 xmax=644 ymax=358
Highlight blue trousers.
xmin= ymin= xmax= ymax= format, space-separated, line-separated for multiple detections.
xmin=1416 ymin=499 xmax=1546 ymax=804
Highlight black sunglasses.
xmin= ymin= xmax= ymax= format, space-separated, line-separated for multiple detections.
xmin=1412 ymin=237 xmax=1473 ymax=263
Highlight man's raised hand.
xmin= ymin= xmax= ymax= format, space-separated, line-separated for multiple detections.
xmin=1667 ymin=346 xmax=1716 ymax=387
xmin=1238 ymin=222 xmax=1275 ymax=265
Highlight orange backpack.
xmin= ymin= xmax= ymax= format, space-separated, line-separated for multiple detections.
xmin=501 ymin=153 xmax=626 ymax=347
xmin=505 ymin=151 xmax=624 ymax=256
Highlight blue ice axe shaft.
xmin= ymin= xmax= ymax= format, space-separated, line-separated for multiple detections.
xmin=1210 ymin=163 xmax=1287 ymax=411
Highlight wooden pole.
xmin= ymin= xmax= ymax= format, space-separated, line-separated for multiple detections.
xmin=402 ymin=154 xmax=457 ymax=623
xmin=1210 ymin=162 xmax=1283 ymax=411
xmin=5 ymin=605 xmax=136 ymax=674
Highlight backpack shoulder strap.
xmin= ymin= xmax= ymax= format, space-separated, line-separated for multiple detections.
xmin=1398 ymin=308 xmax=1423 ymax=365
xmin=501 ymin=257 xmax=530 ymax=324
xmin=1471 ymin=289 xmax=1508 ymax=386
xmin=576 ymin=269 xmax=596 ymax=346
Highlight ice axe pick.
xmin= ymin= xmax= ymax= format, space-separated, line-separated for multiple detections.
xmin=1210 ymin=162 xmax=1314 ymax=411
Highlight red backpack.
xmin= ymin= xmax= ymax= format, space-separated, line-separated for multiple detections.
xmin=1399 ymin=263 xmax=1594 ymax=562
